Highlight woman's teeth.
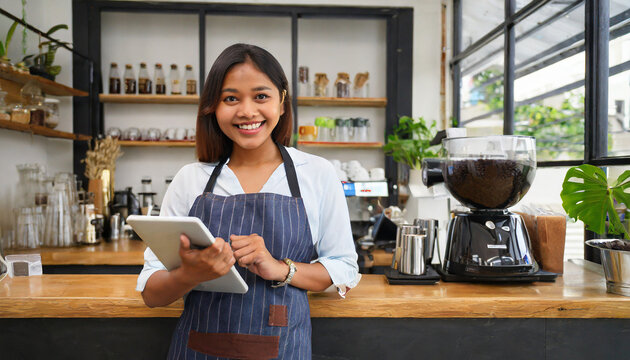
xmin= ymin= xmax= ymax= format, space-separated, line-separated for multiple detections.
xmin=237 ymin=122 xmax=263 ymax=130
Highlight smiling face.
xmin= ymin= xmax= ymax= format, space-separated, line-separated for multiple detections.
xmin=215 ymin=60 xmax=285 ymax=152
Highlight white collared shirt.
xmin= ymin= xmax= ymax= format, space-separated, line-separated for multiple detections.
xmin=136 ymin=147 xmax=360 ymax=295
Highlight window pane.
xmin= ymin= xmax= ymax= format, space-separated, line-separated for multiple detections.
xmin=607 ymin=0 xmax=630 ymax=157
xmin=459 ymin=35 xmax=504 ymax=135
xmin=462 ymin=0 xmax=503 ymax=48
xmin=513 ymin=3 xmax=585 ymax=162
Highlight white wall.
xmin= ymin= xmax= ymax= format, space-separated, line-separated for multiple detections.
xmin=0 ymin=0 xmax=74 ymax=234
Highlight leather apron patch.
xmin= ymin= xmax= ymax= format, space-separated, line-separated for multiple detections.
xmin=188 ymin=330 xmax=279 ymax=359
xmin=268 ymin=304 xmax=288 ymax=327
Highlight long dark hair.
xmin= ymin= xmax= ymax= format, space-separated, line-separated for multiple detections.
xmin=196 ymin=43 xmax=292 ymax=162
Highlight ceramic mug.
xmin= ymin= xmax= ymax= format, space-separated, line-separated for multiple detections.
xmin=370 ymin=167 xmax=385 ymax=181
xmin=298 ymin=126 xmax=318 ymax=141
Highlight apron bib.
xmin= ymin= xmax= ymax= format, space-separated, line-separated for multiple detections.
xmin=167 ymin=144 xmax=315 ymax=360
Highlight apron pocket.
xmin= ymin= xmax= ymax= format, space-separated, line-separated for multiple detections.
xmin=187 ymin=330 xmax=279 ymax=359
xmin=268 ymin=304 xmax=288 ymax=327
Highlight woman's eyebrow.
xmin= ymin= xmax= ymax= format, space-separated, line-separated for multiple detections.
xmin=252 ymin=86 xmax=272 ymax=91
xmin=222 ymin=88 xmax=238 ymax=93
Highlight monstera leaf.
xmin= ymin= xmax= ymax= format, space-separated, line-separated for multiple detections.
xmin=561 ymin=164 xmax=630 ymax=239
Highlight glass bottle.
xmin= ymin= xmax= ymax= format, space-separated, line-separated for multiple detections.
xmin=335 ymin=72 xmax=351 ymax=98
xmin=154 ymin=63 xmax=166 ymax=95
xmin=353 ymin=72 xmax=370 ymax=98
xmin=170 ymin=64 xmax=181 ymax=95
xmin=138 ymin=62 xmax=152 ymax=94
xmin=185 ymin=65 xmax=196 ymax=95
xmin=124 ymin=64 xmax=136 ymax=94
xmin=109 ymin=62 xmax=121 ymax=94
xmin=298 ymin=66 xmax=311 ymax=97
xmin=0 ymin=89 xmax=10 ymax=121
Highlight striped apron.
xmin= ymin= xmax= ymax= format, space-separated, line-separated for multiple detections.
xmin=168 ymin=144 xmax=315 ymax=360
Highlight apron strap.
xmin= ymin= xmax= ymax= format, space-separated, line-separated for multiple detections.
xmin=202 ymin=143 xmax=302 ymax=198
xmin=203 ymin=156 xmax=229 ymax=194
xmin=277 ymin=144 xmax=302 ymax=198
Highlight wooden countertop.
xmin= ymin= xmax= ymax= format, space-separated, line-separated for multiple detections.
xmin=5 ymin=238 xmax=146 ymax=265
xmin=1 ymin=262 xmax=629 ymax=319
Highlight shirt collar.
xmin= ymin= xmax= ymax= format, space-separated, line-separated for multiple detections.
xmin=198 ymin=145 xmax=307 ymax=177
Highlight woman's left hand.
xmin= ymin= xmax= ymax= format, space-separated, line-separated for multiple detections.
xmin=231 ymin=234 xmax=288 ymax=281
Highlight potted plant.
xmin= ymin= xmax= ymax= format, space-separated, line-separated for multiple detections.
xmin=560 ymin=164 xmax=630 ymax=296
xmin=383 ymin=116 xmax=439 ymax=204
xmin=21 ymin=24 xmax=69 ymax=81
xmin=0 ymin=22 xmax=19 ymax=67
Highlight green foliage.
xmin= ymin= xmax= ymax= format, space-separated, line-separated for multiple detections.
xmin=383 ymin=116 xmax=439 ymax=170
xmin=471 ymin=70 xmax=586 ymax=160
xmin=0 ymin=22 xmax=19 ymax=59
xmin=473 ymin=69 xmax=503 ymax=110
xmin=514 ymin=94 xmax=585 ymax=159
xmin=561 ymin=164 xmax=630 ymax=239
xmin=22 ymin=24 xmax=69 ymax=77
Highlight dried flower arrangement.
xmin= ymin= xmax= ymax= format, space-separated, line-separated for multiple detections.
xmin=82 ymin=136 xmax=123 ymax=180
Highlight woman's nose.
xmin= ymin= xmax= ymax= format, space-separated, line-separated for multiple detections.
xmin=236 ymin=99 xmax=258 ymax=118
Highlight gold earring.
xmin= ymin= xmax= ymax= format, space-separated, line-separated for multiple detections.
xmin=281 ymin=90 xmax=287 ymax=104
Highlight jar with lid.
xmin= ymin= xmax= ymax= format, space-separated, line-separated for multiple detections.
xmin=353 ymin=117 xmax=370 ymax=142
xmin=138 ymin=62 xmax=152 ymax=94
xmin=170 ymin=64 xmax=181 ymax=95
xmin=44 ymin=98 xmax=60 ymax=129
xmin=334 ymin=72 xmax=351 ymax=98
xmin=124 ymin=64 xmax=136 ymax=94
xmin=0 ymin=89 xmax=10 ymax=121
xmin=10 ymin=103 xmax=30 ymax=124
xmin=314 ymin=73 xmax=329 ymax=97
xmin=109 ymin=62 xmax=121 ymax=94
xmin=27 ymin=95 xmax=46 ymax=126
xmin=353 ymin=72 xmax=370 ymax=98
xmin=298 ymin=66 xmax=312 ymax=97
xmin=185 ymin=65 xmax=197 ymax=95
xmin=154 ymin=63 xmax=166 ymax=95
xmin=335 ymin=118 xmax=353 ymax=142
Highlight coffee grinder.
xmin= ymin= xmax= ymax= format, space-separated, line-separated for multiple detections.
xmin=423 ymin=135 xmax=547 ymax=280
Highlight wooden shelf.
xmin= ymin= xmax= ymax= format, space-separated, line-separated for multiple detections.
xmin=297 ymin=97 xmax=387 ymax=107
xmin=0 ymin=66 xmax=88 ymax=97
xmin=119 ymin=140 xmax=195 ymax=147
xmin=0 ymin=119 xmax=91 ymax=141
xmin=99 ymin=94 xmax=199 ymax=104
xmin=297 ymin=141 xmax=383 ymax=148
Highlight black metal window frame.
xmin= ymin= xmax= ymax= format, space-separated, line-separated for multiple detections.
xmin=451 ymin=0 xmax=630 ymax=261
xmin=72 ymin=0 xmax=413 ymax=206
xmin=451 ymin=0 xmax=630 ymax=168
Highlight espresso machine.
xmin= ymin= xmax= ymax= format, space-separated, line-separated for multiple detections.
xmin=423 ymin=135 xmax=556 ymax=281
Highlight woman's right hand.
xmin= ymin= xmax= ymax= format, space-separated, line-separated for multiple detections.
xmin=176 ymin=234 xmax=236 ymax=286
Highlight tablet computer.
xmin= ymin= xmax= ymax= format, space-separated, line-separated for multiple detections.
xmin=127 ymin=215 xmax=248 ymax=294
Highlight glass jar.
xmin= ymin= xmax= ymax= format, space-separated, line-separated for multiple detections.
xmin=154 ymin=63 xmax=166 ymax=95
xmin=353 ymin=117 xmax=370 ymax=142
xmin=124 ymin=64 xmax=136 ymax=94
xmin=353 ymin=72 xmax=370 ymax=98
xmin=44 ymin=98 xmax=60 ymax=129
xmin=185 ymin=65 xmax=197 ymax=95
xmin=335 ymin=118 xmax=353 ymax=142
xmin=109 ymin=62 xmax=121 ymax=94
xmin=138 ymin=62 xmax=152 ymax=94
xmin=314 ymin=73 xmax=329 ymax=97
xmin=15 ymin=207 xmax=39 ymax=249
xmin=298 ymin=66 xmax=311 ymax=97
xmin=10 ymin=103 xmax=30 ymax=124
xmin=170 ymin=64 xmax=181 ymax=95
xmin=334 ymin=72 xmax=351 ymax=98
xmin=27 ymin=95 xmax=46 ymax=126
xmin=0 ymin=90 xmax=11 ymax=121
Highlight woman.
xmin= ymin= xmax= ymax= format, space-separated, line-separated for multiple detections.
xmin=136 ymin=43 xmax=359 ymax=359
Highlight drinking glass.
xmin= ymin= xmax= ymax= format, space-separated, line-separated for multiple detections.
xmin=43 ymin=182 xmax=73 ymax=247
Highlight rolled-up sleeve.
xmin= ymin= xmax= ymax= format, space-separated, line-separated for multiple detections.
xmin=135 ymin=165 xmax=192 ymax=292
xmin=313 ymin=164 xmax=360 ymax=295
